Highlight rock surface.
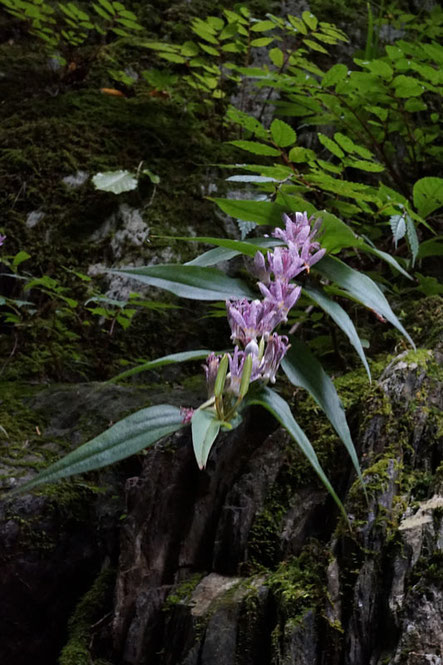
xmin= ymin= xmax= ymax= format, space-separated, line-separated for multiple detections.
xmin=90 ymin=347 xmax=442 ymax=665
xmin=1 ymin=347 xmax=442 ymax=665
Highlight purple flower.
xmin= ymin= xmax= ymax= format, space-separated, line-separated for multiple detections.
xmin=266 ymin=246 xmax=305 ymax=282
xmin=273 ymin=211 xmax=311 ymax=245
xmin=259 ymin=334 xmax=289 ymax=383
xmin=226 ymin=298 xmax=276 ymax=345
xmin=258 ymin=280 xmax=302 ymax=323
xmin=253 ymin=251 xmax=270 ymax=283
xmin=227 ymin=346 xmax=261 ymax=396
xmin=0 ymin=234 xmax=6 ymax=247
xmin=203 ymin=211 xmax=326 ymax=407
xmin=227 ymin=346 xmax=246 ymax=396
xmin=272 ymin=213 xmax=325 ymax=270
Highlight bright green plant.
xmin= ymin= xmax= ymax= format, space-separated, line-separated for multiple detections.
xmin=139 ymin=7 xmax=347 ymax=119
xmin=138 ymin=5 xmax=442 ymax=262
xmin=85 ymin=291 xmax=177 ymax=334
xmin=221 ymin=10 xmax=443 ymax=252
xmin=0 ymin=0 xmax=144 ymax=79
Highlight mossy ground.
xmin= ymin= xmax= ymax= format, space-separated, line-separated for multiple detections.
xmin=59 ymin=566 xmax=116 ymax=665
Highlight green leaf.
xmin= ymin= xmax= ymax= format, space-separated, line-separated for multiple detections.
xmin=368 ymin=60 xmax=393 ymax=79
xmin=110 ymin=264 xmax=255 ymax=301
xmin=250 ymin=19 xmax=276 ymax=31
xmin=246 ymin=387 xmax=347 ymax=521
xmin=286 ymin=15 xmax=306 ymax=34
xmin=302 ymin=11 xmax=318 ymax=30
xmin=359 ymin=245 xmax=412 ymax=280
xmin=226 ymin=175 xmax=280 ymax=184
xmin=116 ymin=17 xmax=143 ymax=30
xmin=97 ymin=0 xmax=115 ymax=15
xmin=269 ymin=47 xmax=284 ymax=67
xmin=229 ymin=140 xmax=280 ymax=156
xmin=314 ymin=256 xmax=415 ymax=348
xmin=198 ymin=41 xmax=219 ymax=55
xmin=11 ymin=405 xmax=184 ymax=494
xmin=334 ymin=133 xmax=373 ymax=159
xmin=270 ymin=118 xmax=297 ymax=147
xmin=417 ymin=237 xmax=443 ymax=259
xmin=282 ymin=338 xmax=364 ymax=482
xmin=12 ymin=251 xmax=31 ymax=270
xmin=207 ymin=15 xmax=224 ymax=30
xmin=191 ymin=21 xmax=218 ymax=44
xmin=321 ymin=63 xmax=347 ymax=88
xmin=159 ymin=53 xmax=187 ymax=64
xmin=415 ymin=274 xmax=443 ymax=296
xmin=92 ymin=170 xmax=137 ymax=194
xmin=163 ymin=235 xmax=275 ymax=258
xmin=212 ymin=198 xmax=286 ymax=226
xmin=110 ymin=349 xmax=214 ymax=383
xmin=186 ymin=237 xmax=279 ymax=267
xmin=318 ymin=211 xmax=359 ymax=252
xmin=226 ymin=107 xmax=268 ymax=139
xmin=318 ymin=133 xmax=344 ymax=159
xmin=365 ymin=105 xmax=388 ymax=122
xmin=405 ymin=217 xmax=419 ymax=266
xmin=142 ymin=168 xmax=160 ymax=184
xmin=345 ymin=159 xmax=384 ymax=173
xmin=413 ymin=177 xmax=443 ymax=218
xmin=392 ymin=74 xmax=424 ymax=97
xmin=191 ymin=409 xmax=221 ymax=469
xmin=288 ymin=147 xmax=316 ymax=163
xmin=303 ymin=285 xmax=370 ymax=379
xmin=181 ymin=40 xmax=199 ymax=56
xmin=404 ymin=98 xmax=427 ymax=112
xmin=250 ymin=37 xmax=274 ymax=47
xmin=304 ymin=38 xmax=327 ymax=53
xmin=93 ymin=4 xmax=112 ymax=19
xmin=390 ymin=213 xmax=406 ymax=246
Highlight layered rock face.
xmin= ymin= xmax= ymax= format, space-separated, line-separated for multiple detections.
xmin=1 ymin=347 xmax=442 ymax=665
xmin=103 ymin=348 xmax=443 ymax=665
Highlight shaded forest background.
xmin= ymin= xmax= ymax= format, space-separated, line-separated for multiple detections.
xmin=0 ymin=1 xmax=442 ymax=664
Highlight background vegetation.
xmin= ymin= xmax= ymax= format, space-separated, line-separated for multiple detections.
xmin=0 ymin=0 xmax=442 ymax=385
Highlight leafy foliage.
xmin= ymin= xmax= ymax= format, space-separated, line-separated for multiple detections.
xmin=0 ymin=0 xmax=145 ymax=80
xmin=4 ymin=2 xmax=440 ymax=518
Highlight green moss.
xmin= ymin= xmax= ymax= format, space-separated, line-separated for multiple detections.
xmin=164 ymin=572 xmax=204 ymax=609
xmin=265 ymin=542 xmax=327 ymax=618
xmin=59 ymin=566 xmax=115 ymax=665
xmin=403 ymin=296 xmax=443 ymax=349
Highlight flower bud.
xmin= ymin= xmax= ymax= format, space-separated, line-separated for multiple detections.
xmin=214 ymin=354 xmax=229 ymax=397
xmin=239 ymin=353 xmax=253 ymax=399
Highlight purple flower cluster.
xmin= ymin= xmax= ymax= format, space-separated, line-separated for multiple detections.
xmin=205 ymin=212 xmax=325 ymax=399
xmin=0 ymin=234 xmax=6 ymax=247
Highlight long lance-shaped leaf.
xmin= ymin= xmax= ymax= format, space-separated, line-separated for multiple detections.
xmin=109 ymin=349 xmax=215 ymax=383
xmin=303 ymin=285 xmax=371 ymax=379
xmin=159 ymin=235 xmax=270 ymax=258
xmin=110 ymin=265 xmax=255 ymax=301
xmin=11 ymin=404 xmax=184 ymax=495
xmin=281 ymin=339 xmax=364 ymax=492
xmin=186 ymin=238 xmax=281 ymax=267
xmin=314 ymin=256 xmax=415 ymax=348
xmin=359 ymin=244 xmax=413 ymax=280
xmin=246 ymin=387 xmax=348 ymax=522
xmin=191 ymin=409 xmax=221 ymax=470
xmin=212 ymin=198 xmax=286 ymax=226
